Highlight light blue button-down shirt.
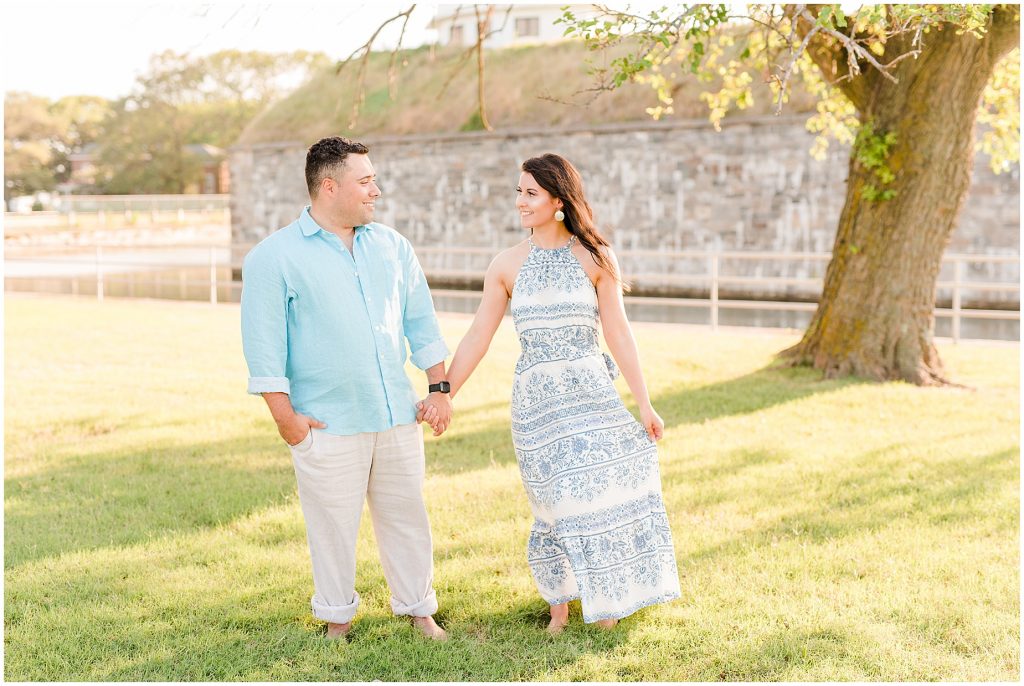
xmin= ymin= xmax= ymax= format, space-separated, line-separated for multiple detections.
xmin=241 ymin=207 xmax=449 ymax=435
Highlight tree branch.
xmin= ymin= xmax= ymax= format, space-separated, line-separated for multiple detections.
xmin=788 ymin=5 xmax=871 ymax=110
xmin=334 ymin=4 xmax=416 ymax=129
xmin=437 ymin=5 xmax=512 ymax=100
xmin=986 ymin=4 xmax=1021 ymax=64
xmin=799 ymin=8 xmax=909 ymax=84
xmin=386 ymin=9 xmax=414 ymax=99
xmin=772 ymin=5 xmax=815 ymax=115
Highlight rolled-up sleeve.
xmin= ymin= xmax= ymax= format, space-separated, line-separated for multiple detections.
xmin=241 ymin=244 xmax=291 ymax=395
xmin=399 ymin=238 xmax=449 ymax=370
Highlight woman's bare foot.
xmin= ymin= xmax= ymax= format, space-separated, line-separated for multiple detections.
xmin=412 ymin=615 xmax=448 ymax=641
xmin=325 ymin=621 xmax=352 ymax=639
xmin=595 ymin=618 xmax=618 ymax=630
xmin=547 ymin=602 xmax=569 ymax=635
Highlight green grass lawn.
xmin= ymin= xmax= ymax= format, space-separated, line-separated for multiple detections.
xmin=4 ymin=295 xmax=1019 ymax=681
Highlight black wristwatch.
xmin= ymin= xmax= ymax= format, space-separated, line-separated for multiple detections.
xmin=429 ymin=381 xmax=451 ymax=394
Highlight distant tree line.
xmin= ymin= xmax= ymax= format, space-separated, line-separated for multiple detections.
xmin=4 ymin=49 xmax=327 ymax=201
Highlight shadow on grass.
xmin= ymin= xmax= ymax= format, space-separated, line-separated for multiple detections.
xmin=662 ymin=445 xmax=793 ymax=491
xmin=301 ymin=598 xmax=632 ymax=681
xmin=704 ymin=625 xmax=862 ymax=681
xmin=426 ymin=362 xmax=866 ymax=477
xmin=651 ymin=362 xmax=867 ymax=428
xmin=4 ymin=434 xmax=297 ymax=567
xmin=5 ymin=412 xmax=519 ymax=569
xmin=5 ymin=437 xmax=1014 ymax=680
xmin=676 ymin=446 xmax=1018 ymax=565
xmin=6 ymin=544 xmax=631 ymax=681
xmin=424 ymin=418 xmax=516 ymax=475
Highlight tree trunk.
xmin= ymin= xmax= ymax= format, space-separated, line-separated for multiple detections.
xmin=475 ymin=5 xmax=494 ymax=131
xmin=783 ymin=8 xmax=1019 ymax=385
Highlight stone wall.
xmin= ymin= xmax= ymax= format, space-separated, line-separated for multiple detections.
xmin=230 ymin=115 xmax=1019 ymax=306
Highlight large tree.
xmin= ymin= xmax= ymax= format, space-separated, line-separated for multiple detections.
xmin=4 ymin=92 xmax=60 ymax=201
xmin=96 ymin=49 xmax=327 ymax=193
xmin=49 ymin=95 xmax=112 ymax=187
xmin=560 ymin=4 xmax=1019 ymax=385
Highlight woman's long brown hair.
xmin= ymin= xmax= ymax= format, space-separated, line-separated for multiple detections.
xmin=521 ymin=154 xmax=627 ymax=290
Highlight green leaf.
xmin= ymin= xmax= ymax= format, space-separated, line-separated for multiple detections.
xmin=834 ymin=6 xmax=847 ymax=28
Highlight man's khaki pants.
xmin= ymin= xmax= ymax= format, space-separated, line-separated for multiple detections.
xmin=289 ymin=422 xmax=437 ymax=624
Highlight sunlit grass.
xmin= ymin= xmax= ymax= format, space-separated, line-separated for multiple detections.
xmin=4 ymin=295 xmax=1018 ymax=680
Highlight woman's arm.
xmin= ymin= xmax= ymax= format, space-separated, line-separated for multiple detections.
xmin=447 ymin=256 xmax=511 ymax=398
xmin=594 ymin=248 xmax=665 ymax=441
xmin=418 ymin=254 xmax=512 ymax=428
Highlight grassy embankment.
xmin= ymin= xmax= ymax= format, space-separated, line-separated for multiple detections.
xmin=237 ymin=39 xmax=818 ymax=145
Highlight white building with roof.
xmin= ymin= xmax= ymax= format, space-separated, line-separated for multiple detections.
xmin=429 ymin=4 xmax=595 ymax=48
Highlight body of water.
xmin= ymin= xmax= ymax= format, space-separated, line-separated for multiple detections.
xmin=5 ymin=250 xmax=1018 ymax=342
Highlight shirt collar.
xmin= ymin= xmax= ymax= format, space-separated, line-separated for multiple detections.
xmin=299 ymin=206 xmax=374 ymax=237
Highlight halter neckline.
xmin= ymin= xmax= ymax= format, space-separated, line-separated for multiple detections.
xmin=529 ymin=234 xmax=576 ymax=251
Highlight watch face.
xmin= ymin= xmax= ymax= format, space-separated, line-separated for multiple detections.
xmin=439 ymin=381 xmax=451 ymax=393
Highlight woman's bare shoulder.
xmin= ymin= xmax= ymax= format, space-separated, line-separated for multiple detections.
xmin=484 ymin=240 xmax=532 ymax=287
xmin=489 ymin=240 xmax=531 ymax=270
xmin=572 ymin=241 xmax=618 ymax=282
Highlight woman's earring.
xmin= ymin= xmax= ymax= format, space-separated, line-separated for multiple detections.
xmin=554 ymin=209 xmax=565 ymax=222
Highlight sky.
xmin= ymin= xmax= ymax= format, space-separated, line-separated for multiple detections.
xmin=1 ymin=1 xmax=438 ymax=100
xmin=1 ymin=1 xmax=683 ymax=101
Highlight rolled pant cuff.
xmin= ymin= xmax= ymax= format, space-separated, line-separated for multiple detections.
xmin=390 ymin=589 xmax=438 ymax=617
xmin=311 ymin=591 xmax=360 ymax=624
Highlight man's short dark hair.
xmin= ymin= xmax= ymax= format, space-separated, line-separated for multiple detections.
xmin=305 ymin=136 xmax=370 ymax=197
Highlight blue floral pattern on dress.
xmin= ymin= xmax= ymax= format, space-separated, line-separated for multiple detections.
xmin=510 ymin=235 xmax=681 ymax=623
xmin=513 ymin=244 xmax=593 ymax=296
xmin=515 ymin=325 xmax=601 ymax=374
xmin=511 ymin=300 xmax=599 ymax=322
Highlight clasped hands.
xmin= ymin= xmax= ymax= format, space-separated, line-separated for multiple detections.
xmin=416 ymin=392 xmax=453 ymax=436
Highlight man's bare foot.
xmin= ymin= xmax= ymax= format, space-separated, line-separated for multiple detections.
xmin=595 ymin=618 xmax=618 ymax=630
xmin=412 ymin=615 xmax=448 ymax=641
xmin=325 ymin=621 xmax=352 ymax=639
xmin=547 ymin=602 xmax=569 ymax=635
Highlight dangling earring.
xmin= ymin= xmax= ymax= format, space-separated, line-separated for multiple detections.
xmin=554 ymin=209 xmax=565 ymax=222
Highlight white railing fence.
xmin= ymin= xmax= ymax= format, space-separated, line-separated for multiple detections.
xmin=4 ymin=246 xmax=1019 ymax=343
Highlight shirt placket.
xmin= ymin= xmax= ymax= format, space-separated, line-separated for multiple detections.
xmin=350 ymin=229 xmax=394 ymax=427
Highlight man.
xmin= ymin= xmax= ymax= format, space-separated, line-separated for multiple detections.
xmin=241 ymin=136 xmax=453 ymax=640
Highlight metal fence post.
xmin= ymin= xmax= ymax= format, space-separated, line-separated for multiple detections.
xmin=95 ymin=245 xmax=104 ymax=301
xmin=209 ymin=246 xmax=218 ymax=304
xmin=709 ymin=253 xmax=719 ymax=332
xmin=952 ymin=258 xmax=963 ymax=344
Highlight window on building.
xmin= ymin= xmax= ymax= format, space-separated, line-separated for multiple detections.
xmin=449 ymin=24 xmax=464 ymax=45
xmin=515 ymin=17 xmax=539 ymax=37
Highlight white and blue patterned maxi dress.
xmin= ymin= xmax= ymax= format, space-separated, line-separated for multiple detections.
xmin=510 ymin=235 xmax=681 ymax=623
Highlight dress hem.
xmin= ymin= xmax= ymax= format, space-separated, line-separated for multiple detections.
xmin=582 ymin=589 xmax=682 ymax=624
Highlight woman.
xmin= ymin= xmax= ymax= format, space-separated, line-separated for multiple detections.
xmin=423 ymin=154 xmax=680 ymax=632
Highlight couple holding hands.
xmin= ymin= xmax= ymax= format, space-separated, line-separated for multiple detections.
xmin=241 ymin=136 xmax=680 ymax=641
